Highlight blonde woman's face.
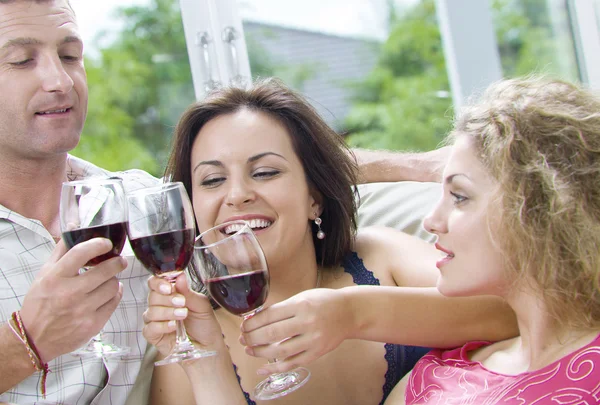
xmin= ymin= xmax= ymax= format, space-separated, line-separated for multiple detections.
xmin=423 ymin=136 xmax=508 ymax=297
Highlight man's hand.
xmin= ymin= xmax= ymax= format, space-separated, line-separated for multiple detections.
xmin=19 ymin=238 xmax=127 ymax=363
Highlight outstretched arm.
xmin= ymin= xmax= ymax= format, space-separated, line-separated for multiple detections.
xmin=353 ymin=147 xmax=449 ymax=183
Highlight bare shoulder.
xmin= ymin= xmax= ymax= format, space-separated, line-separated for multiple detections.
xmin=354 ymin=226 xmax=441 ymax=287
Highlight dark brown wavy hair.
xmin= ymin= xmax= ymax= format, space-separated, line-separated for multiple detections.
xmin=452 ymin=76 xmax=600 ymax=329
xmin=165 ymin=78 xmax=359 ymax=267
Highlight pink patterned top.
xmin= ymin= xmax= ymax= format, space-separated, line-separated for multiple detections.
xmin=406 ymin=333 xmax=600 ymax=405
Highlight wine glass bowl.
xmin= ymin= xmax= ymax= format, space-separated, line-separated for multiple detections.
xmin=59 ymin=177 xmax=130 ymax=357
xmin=193 ymin=220 xmax=310 ymax=400
xmin=126 ymin=182 xmax=217 ymax=366
xmin=195 ymin=222 xmax=269 ymax=317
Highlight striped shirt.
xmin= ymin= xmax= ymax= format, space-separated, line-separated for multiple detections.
xmin=0 ymin=155 xmax=159 ymax=405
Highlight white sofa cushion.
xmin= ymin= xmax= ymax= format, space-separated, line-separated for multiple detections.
xmin=356 ymin=181 xmax=440 ymax=243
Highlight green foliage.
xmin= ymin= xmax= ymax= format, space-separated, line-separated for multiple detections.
xmin=71 ymin=58 xmax=157 ymax=173
xmin=344 ymin=0 xmax=579 ymax=152
xmin=344 ymin=0 xmax=452 ymax=152
xmin=72 ymin=0 xmax=195 ymax=176
xmin=73 ymin=0 xmax=580 ymax=166
xmin=73 ymin=0 xmax=315 ymax=173
xmin=492 ymin=0 xmax=578 ymax=79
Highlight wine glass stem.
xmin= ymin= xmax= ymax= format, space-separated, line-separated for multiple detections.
xmin=265 ymin=358 xmax=285 ymax=381
xmin=171 ymin=281 xmax=194 ymax=348
xmin=175 ymin=320 xmax=190 ymax=345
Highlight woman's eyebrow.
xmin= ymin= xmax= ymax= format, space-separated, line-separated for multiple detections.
xmin=193 ymin=152 xmax=288 ymax=174
xmin=193 ymin=159 xmax=222 ymax=173
xmin=444 ymin=173 xmax=470 ymax=185
xmin=248 ymin=152 xmax=287 ymax=163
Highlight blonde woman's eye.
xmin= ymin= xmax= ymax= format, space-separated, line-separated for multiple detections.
xmin=449 ymin=191 xmax=467 ymax=205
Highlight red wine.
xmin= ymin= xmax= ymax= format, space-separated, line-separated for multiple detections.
xmin=129 ymin=229 xmax=195 ymax=279
xmin=205 ymin=270 xmax=269 ymax=316
xmin=62 ymin=222 xmax=128 ymax=266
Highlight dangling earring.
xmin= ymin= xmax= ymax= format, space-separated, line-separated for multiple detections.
xmin=314 ymin=215 xmax=325 ymax=240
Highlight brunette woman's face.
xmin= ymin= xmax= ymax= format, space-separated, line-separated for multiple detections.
xmin=190 ymin=109 xmax=321 ymax=269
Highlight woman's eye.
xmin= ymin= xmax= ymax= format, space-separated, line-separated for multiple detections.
xmin=200 ymin=176 xmax=225 ymax=188
xmin=449 ymin=191 xmax=468 ymax=205
xmin=253 ymin=169 xmax=279 ymax=179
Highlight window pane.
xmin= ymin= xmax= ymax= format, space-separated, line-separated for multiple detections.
xmin=492 ymin=0 xmax=579 ymax=81
xmin=70 ymin=0 xmax=195 ymax=175
xmin=596 ymin=0 xmax=600 ymax=36
xmin=238 ymin=0 xmax=453 ymax=151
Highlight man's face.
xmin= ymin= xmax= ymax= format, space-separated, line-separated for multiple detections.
xmin=0 ymin=0 xmax=87 ymax=162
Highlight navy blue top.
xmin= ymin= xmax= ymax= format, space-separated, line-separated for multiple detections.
xmin=234 ymin=251 xmax=430 ymax=404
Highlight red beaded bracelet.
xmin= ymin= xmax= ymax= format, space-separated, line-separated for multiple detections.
xmin=11 ymin=311 xmax=50 ymax=398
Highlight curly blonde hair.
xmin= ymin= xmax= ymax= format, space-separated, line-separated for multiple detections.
xmin=452 ymin=76 xmax=600 ymax=329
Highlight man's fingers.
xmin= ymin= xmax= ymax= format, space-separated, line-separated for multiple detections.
xmin=54 ymin=238 xmax=115 ymax=277
xmin=85 ymin=284 xmax=123 ymax=337
xmin=85 ymin=277 xmax=122 ymax=309
xmin=79 ymin=256 xmax=127 ymax=292
xmin=48 ymin=238 xmax=69 ymax=263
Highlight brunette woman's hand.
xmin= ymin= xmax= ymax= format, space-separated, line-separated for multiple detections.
xmin=239 ymin=288 xmax=354 ymax=375
xmin=142 ymin=274 xmax=224 ymax=356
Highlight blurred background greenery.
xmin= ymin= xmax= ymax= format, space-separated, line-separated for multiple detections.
xmin=73 ymin=0 xmax=577 ymax=176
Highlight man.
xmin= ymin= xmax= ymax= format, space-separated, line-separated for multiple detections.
xmin=0 ymin=1 xmax=158 ymax=403
xmin=0 ymin=1 xmax=447 ymax=404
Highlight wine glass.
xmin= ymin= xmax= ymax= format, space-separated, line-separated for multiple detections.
xmin=60 ymin=177 xmax=130 ymax=357
xmin=193 ymin=220 xmax=310 ymax=400
xmin=126 ymin=182 xmax=217 ymax=366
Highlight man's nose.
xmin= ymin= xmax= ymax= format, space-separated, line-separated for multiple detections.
xmin=40 ymin=56 xmax=74 ymax=94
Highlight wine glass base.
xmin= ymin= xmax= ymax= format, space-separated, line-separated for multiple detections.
xmin=254 ymin=367 xmax=311 ymax=400
xmin=71 ymin=340 xmax=130 ymax=359
xmin=155 ymin=348 xmax=218 ymax=366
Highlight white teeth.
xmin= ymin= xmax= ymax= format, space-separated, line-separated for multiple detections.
xmin=39 ymin=109 xmax=68 ymax=114
xmin=224 ymin=219 xmax=272 ymax=234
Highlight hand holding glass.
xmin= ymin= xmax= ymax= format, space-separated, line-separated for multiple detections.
xmin=126 ymin=182 xmax=217 ymax=366
xmin=60 ymin=177 xmax=129 ymax=357
xmin=193 ymin=220 xmax=310 ymax=400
